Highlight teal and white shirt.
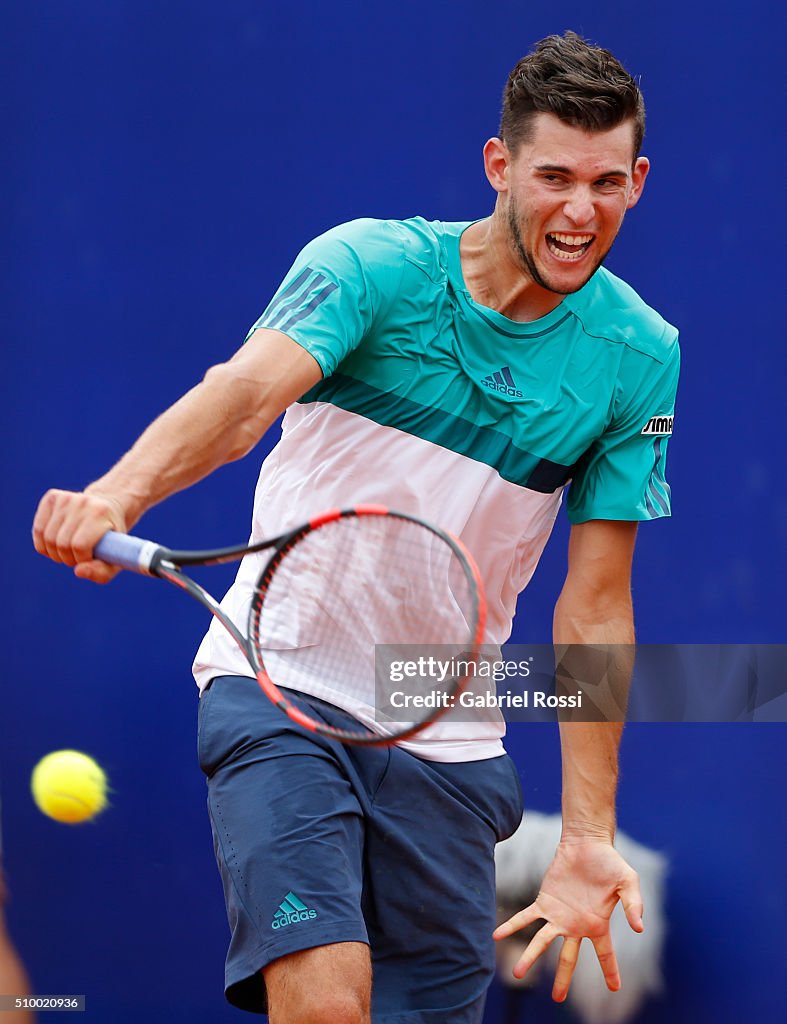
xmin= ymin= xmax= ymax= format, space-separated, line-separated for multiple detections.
xmin=193 ymin=218 xmax=680 ymax=762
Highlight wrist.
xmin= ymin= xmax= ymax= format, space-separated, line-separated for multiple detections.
xmin=560 ymin=818 xmax=615 ymax=845
xmin=83 ymin=483 xmax=136 ymax=531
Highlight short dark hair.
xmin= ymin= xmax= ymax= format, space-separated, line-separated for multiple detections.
xmin=500 ymin=31 xmax=645 ymax=159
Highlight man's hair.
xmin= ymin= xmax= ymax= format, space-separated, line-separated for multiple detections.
xmin=500 ymin=31 xmax=645 ymax=159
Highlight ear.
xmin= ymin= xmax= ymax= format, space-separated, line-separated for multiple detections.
xmin=626 ymin=156 xmax=650 ymax=210
xmin=483 ymin=137 xmax=512 ymax=194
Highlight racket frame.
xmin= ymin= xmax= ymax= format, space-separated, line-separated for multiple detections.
xmin=100 ymin=504 xmax=487 ymax=746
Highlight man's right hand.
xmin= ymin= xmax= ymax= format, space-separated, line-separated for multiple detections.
xmin=32 ymin=488 xmax=128 ymax=583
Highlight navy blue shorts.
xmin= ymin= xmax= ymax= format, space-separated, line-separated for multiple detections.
xmin=197 ymin=676 xmax=523 ymax=1021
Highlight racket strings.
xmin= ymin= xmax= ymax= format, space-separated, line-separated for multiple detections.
xmin=250 ymin=514 xmax=479 ymax=730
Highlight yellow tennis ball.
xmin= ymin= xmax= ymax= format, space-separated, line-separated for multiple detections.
xmin=31 ymin=750 xmax=108 ymax=824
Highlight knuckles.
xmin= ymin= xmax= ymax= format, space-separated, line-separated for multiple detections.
xmin=34 ymin=489 xmax=120 ymax=565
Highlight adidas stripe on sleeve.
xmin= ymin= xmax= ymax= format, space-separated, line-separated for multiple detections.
xmin=245 ymin=220 xmax=406 ymax=376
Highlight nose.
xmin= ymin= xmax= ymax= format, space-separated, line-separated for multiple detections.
xmin=562 ymin=188 xmax=595 ymax=227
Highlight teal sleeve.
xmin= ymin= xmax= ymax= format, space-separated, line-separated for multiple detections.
xmin=567 ymin=334 xmax=681 ymax=523
xmin=245 ymin=219 xmax=406 ymax=376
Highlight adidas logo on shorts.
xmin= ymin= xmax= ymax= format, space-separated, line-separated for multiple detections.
xmin=271 ymin=891 xmax=318 ymax=930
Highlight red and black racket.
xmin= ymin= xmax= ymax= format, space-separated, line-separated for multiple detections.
xmin=94 ymin=505 xmax=486 ymax=745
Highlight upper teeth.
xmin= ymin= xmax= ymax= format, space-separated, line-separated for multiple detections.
xmin=549 ymin=233 xmax=593 ymax=244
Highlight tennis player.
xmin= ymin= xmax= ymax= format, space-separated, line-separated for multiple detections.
xmin=33 ymin=32 xmax=678 ymax=1024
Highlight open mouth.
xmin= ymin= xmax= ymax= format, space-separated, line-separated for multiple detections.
xmin=546 ymin=232 xmax=594 ymax=262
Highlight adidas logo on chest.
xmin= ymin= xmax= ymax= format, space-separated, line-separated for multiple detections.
xmin=480 ymin=365 xmax=523 ymax=398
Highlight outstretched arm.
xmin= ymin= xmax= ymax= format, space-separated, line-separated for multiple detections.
xmin=32 ymin=328 xmax=322 ymax=581
xmin=494 ymin=519 xmax=644 ymax=1002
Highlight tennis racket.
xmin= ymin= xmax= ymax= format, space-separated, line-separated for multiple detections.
xmin=94 ymin=504 xmax=486 ymax=745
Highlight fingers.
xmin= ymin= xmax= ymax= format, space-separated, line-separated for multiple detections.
xmin=33 ymin=488 xmax=127 ymax=574
xmin=74 ymin=560 xmax=121 ymax=584
xmin=493 ymin=902 xmax=544 ymax=940
xmin=504 ymin=924 xmax=621 ymax=999
xmin=496 ymin=848 xmax=644 ymax=1001
xmin=552 ymin=937 xmax=581 ymax=1002
xmin=32 ymin=490 xmax=67 ymax=560
xmin=550 ymin=932 xmax=621 ymax=1001
xmin=619 ymin=871 xmax=645 ymax=933
xmin=512 ymin=922 xmax=560 ymax=980
xmin=591 ymin=932 xmax=621 ymax=992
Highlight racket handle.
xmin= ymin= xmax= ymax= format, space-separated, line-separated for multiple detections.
xmin=94 ymin=531 xmax=164 ymax=574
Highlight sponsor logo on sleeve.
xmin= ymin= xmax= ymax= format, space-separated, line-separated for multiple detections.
xmin=641 ymin=415 xmax=674 ymax=436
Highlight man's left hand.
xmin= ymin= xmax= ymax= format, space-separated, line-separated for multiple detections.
xmin=493 ymin=839 xmax=644 ymax=1002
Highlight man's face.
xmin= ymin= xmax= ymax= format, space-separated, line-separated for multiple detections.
xmin=494 ymin=112 xmax=649 ymax=295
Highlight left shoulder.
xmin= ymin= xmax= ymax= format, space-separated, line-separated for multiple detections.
xmin=564 ymin=268 xmax=679 ymax=364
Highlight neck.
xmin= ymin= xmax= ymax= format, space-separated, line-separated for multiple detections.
xmin=460 ymin=209 xmax=566 ymax=322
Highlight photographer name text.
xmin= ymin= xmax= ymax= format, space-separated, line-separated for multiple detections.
xmin=388 ymin=690 xmax=582 ymax=710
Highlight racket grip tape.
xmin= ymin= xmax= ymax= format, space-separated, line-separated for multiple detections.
xmin=94 ymin=531 xmax=163 ymax=574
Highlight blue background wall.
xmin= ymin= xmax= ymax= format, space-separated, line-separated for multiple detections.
xmin=2 ymin=2 xmax=784 ymax=1021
